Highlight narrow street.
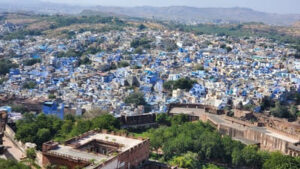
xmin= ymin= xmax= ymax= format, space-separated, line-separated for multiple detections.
xmin=2 ymin=135 xmax=25 ymax=161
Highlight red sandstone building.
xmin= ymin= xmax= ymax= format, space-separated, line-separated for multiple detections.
xmin=42 ymin=130 xmax=150 ymax=169
xmin=168 ymin=104 xmax=300 ymax=157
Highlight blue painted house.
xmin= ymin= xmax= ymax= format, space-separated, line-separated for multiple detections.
xmin=42 ymin=101 xmax=64 ymax=119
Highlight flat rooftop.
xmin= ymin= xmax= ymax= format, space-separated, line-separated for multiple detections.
xmin=75 ymin=133 xmax=144 ymax=151
xmin=48 ymin=145 xmax=106 ymax=162
xmin=44 ymin=132 xmax=145 ymax=166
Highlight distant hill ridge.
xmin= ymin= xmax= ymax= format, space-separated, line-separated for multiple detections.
xmin=83 ymin=6 xmax=300 ymax=25
xmin=0 ymin=1 xmax=299 ymax=25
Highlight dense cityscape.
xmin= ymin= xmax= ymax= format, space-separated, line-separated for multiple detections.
xmin=0 ymin=1 xmax=299 ymax=169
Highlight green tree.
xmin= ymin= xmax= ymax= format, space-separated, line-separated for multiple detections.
xmin=134 ymin=47 xmax=144 ymax=54
xmin=23 ymin=81 xmax=37 ymax=89
xmin=232 ymin=148 xmax=243 ymax=167
xmin=203 ymin=164 xmax=223 ymax=169
xmin=148 ymin=128 xmax=165 ymax=153
xmin=71 ymin=119 xmax=92 ymax=136
xmin=222 ymin=136 xmax=244 ymax=162
xmin=124 ymin=92 xmax=146 ymax=106
xmin=163 ymin=78 xmax=197 ymax=91
xmin=11 ymin=104 xmax=28 ymax=113
xmin=194 ymin=64 xmax=204 ymax=71
xmin=156 ymin=113 xmax=171 ymax=126
xmin=169 ymin=152 xmax=200 ymax=169
xmin=241 ymin=145 xmax=262 ymax=169
xmin=36 ymin=128 xmax=51 ymax=146
xmin=130 ymin=38 xmax=152 ymax=49
xmin=171 ymin=114 xmax=189 ymax=125
xmin=270 ymin=101 xmax=289 ymax=118
xmin=138 ymin=24 xmax=146 ymax=30
xmin=118 ymin=61 xmax=130 ymax=68
xmin=91 ymin=114 xmax=120 ymax=131
xmin=23 ymin=58 xmax=41 ymax=66
xmin=60 ymin=120 xmax=74 ymax=136
xmin=263 ymin=152 xmax=300 ymax=169
xmin=48 ymin=94 xmax=56 ymax=99
xmin=78 ymin=57 xmax=92 ymax=66
xmin=198 ymin=131 xmax=223 ymax=160
xmin=26 ymin=148 xmax=37 ymax=160
xmin=0 ymin=59 xmax=18 ymax=75
xmin=289 ymin=105 xmax=298 ymax=120
xmin=0 ymin=159 xmax=30 ymax=169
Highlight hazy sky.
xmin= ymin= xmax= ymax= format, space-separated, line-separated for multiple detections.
xmin=40 ymin=0 xmax=300 ymax=14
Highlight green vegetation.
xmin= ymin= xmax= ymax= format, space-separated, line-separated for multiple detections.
xmin=48 ymin=94 xmax=56 ymax=99
xmin=130 ymin=38 xmax=152 ymax=49
xmin=163 ymin=78 xmax=197 ymax=91
xmin=134 ymin=47 xmax=144 ymax=54
xmin=0 ymin=159 xmax=30 ymax=169
xmin=131 ymin=65 xmax=142 ymax=69
xmin=84 ymin=46 xmax=102 ymax=55
xmin=23 ymin=81 xmax=37 ymax=89
xmin=0 ymin=77 xmax=7 ymax=85
xmin=0 ymin=59 xmax=18 ymax=75
xmin=56 ymin=49 xmax=83 ymax=58
xmin=57 ymin=46 xmax=101 ymax=58
xmin=48 ymin=15 xmax=126 ymax=29
xmin=140 ymin=114 xmax=300 ymax=169
xmin=167 ymin=23 xmax=300 ymax=53
xmin=138 ymin=24 xmax=147 ymax=30
xmin=15 ymin=113 xmax=120 ymax=149
xmin=162 ymin=39 xmax=178 ymax=52
xmin=61 ymin=30 xmax=76 ymax=39
xmin=118 ymin=61 xmax=130 ymax=68
xmin=169 ymin=152 xmax=201 ymax=168
xmin=263 ymin=152 xmax=300 ymax=169
xmin=260 ymin=92 xmax=300 ymax=120
xmin=26 ymin=148 xmax=37 ymax=160
xmin=2 ymin=30 xmax=42 ymax=40
xmin=194 ymin=64 xmax=205 ymax=71
xmin=156 ymin=113 xmax=171 ymax=126
xmin=124 ymin=92 xmax=146 ymax=106
xmin=11 ymin=104 xmax=28 ymax=114
xmin=23 ymin=58 xmax=41 ymax=66
xmin=220 ymin=44 xmax=233 ymax=53
xmin=270 ymin=102 xmax=299 ymax=120
xmin=78 ymin=57 xmax=92 ymax=66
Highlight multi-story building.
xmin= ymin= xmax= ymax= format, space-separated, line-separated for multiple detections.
xmin=42 ymin=130 xmax=150 ymax=169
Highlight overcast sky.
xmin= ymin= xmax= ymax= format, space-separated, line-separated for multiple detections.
xmin=39 ymin=0 xmax=299 ymax=14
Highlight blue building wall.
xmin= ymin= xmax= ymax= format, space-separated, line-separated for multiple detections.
xmin=42 ymin=101 xmax=64 ymax=119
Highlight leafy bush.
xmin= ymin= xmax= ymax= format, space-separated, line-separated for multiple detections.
xmin=130 ymin=38 xmax=152 ymax=49
xmin=15 ymin=113 xmax=120 ymax=149
xmin=118 ymin=61 xmax=130 ymax=68
xmin=163 ymin=78 xmax=197 ymax=91
xmin=0 ymin=59 xmax=18 ymax=75
xmin=78 ymin=57 xmax=92 ymax=66
xmin=23 ymin=81 xmax=37 ymax=89
xmin=145 ymin=115 xmax=300 ymax=168
xmin=0 ymin=159 xmax=30 ymax=169
xmin=125 ymin=92 xmax=146 ymax=106
xmin=3 ymin=30 xmax=42 ymax=40
xmin=23 ymin=58 xmax=41 ymax=66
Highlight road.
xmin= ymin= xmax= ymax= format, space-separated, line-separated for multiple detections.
xmin=2 ymin=135 xmax=25 ymax=161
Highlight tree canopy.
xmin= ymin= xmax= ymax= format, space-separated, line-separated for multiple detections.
xmin=140 ymin=114 xmax=300 ymax=169
xmin=15 ymin=113 xmax=120 ymax=149
xmin=0 ymin=159 xmax=30 ymax=169
xmin=163 ymin=78 xmax=197 ymax=91
xmin=0 ymin=59 xmax=18 ymax=75
xmin=124 ymin=92 xmax=146 ymax=106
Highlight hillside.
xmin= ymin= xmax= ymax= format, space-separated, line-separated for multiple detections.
xmin=86 ymin=6 xmax=300 ymax=26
